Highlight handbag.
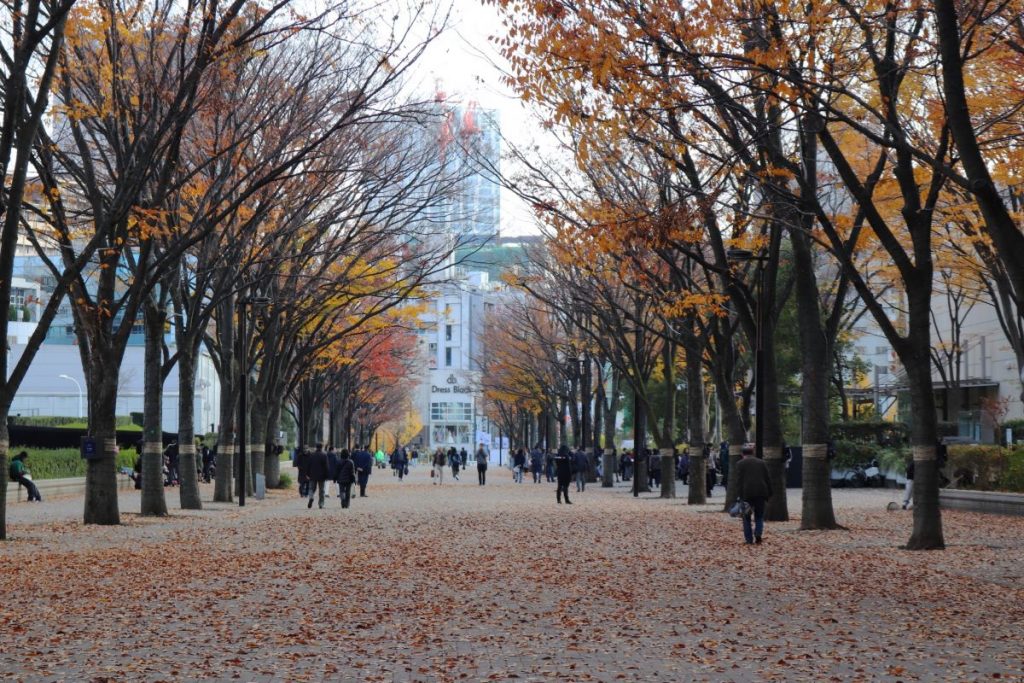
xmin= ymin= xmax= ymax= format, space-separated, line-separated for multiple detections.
xmin=729 ymin=499 xmax=752 ymax=518
xmin=430 ymin=469 xmax=435 ymax=478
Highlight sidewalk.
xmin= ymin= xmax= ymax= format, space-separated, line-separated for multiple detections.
xmin=2 ymin=467 xmax=1022 ymax=681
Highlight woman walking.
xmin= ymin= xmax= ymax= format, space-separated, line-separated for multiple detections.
xmin=432 ymin=448 xmax=446 ymax=485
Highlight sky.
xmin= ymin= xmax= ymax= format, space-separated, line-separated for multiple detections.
xmin=412 ymin=0 xmax=543 ymax=237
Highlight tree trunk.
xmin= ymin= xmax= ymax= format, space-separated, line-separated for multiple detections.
xmin=0 ymin=418 xmax=9 ymax=540
xmin=140 ymin=298 xmax=168 ymax=516
xmin=265 ymin=400 xmax=283 ymax=488
xmin=601 ymin=449 xmax=615 ymax=487
xmin=688 ymin=454 xmax=706 ymax=505
xmin=761 ymin=336 xmax=788 ymax=521
xmin=685 ymin=337 xmax=707 ymax=505
xmin=249 ymin=393 xmax=267 ymax=497
xmin=176 ymin=344 xmax=202 ymax=509
xmin=659 ymin=449 xmax=675 ymax=498
xmin=214 ymin=389 xmax=236 ymax=503
xmin=84 ymin=367 xmax=120 ymax=525
xmin=903 ymin=326 xmax=945 ymax=550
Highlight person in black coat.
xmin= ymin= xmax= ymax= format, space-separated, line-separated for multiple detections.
xmin=306 ymin=443 xmax=329 ymax=509
xmin=326 ymin=446 xmax=340 ymax=498
xmin=735 ymin=446 xmax=773 ymax=544
xmin=295 ymin=447 xmax=310 ymax=497
xmin=554 ymin=445 xmax=573 ymax=504
xmin=336 ymin=449 xmax=356 ymax=508
xmin=352 ymin=445 xmax=373 ymax=497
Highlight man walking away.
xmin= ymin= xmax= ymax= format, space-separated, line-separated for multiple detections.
xmin=394 ymin=446 xmax=408 ymax=481
xmin=306 ymin=443 xmax=329 ymax=509
xmin=353 ymin=445 xmax=373 ymax=497
xmin=326 ymin=446 xmax=340 ymax=499
xmin=9 ymin=451 xmax=42 ymax=502
xmin=554 ymin=445 xmax=573 ymax=504
xmin=573 ymin=449 xmax=588 ymax=492
xmin=336 ymin=449 xmax=356 ymax=508
xmin=432 ymin=448 xmax=446 ymax=485
xmin=475 ymin=443 xmax=488 ymax=485
xmin=735 ymin=445 xmax=773 ymax=544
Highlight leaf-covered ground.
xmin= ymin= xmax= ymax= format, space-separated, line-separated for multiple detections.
xmin=2 ymin=469 xmax=1022 ymax=681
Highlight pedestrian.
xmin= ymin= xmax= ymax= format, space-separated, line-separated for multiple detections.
xmin=296 ymin=447 xmax=310 ymax=498
xmin=719 ymin=440 xmax=730 ymax=490
xmin=735 ymin=445 xmax=773 ymax=544
xmin=530 ymin=449 xmax=543 ymax=483
xmin=8 ymin=451 xmax=42 ymax=502
xmin=459 ymin=447 xmax=468 ymax=469
xmin=336 ymin=449 xmax=356 ymax=508
xmin=450 ymin=448 xmax=461 ymax=481
xmin=544 ymin=449 xmax=555 ymax=482
xmin=164 ymin=441 xmax=179 ymax=486
xmin=678 ymin=448 xmax=689 ymax=485
xmin=573 ymin=449 xmax=588 ymax=492
xmin=306 ymin=443 xmax=329 ymax=509
xmin=475 ymin=442 xmax=488 ymax=485
xmin=353 ymin=445 xmax=373 ymax=497
xmin=513 ymin=448 xmax=526 ymax=483
xmin=902 ymin=458 xmax=914 ymax=510
xmin=326 ymin=445 xmax=340 ymax=498
xmin=432 ymin=448 xmax=446 ymax=485
xmin=554 ymin=445 xmax=573 ymax=504
xmin=611 ymin=447 xmax=619 ymax=482
xmin=705 ymin=443 xmax=717 ymax=497
xmin=201 ymin=442 xmax=214 ymax=483
xmin=393 ymin=446 xmax=408 ymax=482
xmin=648 ymin=450 xmax=661 ymax=489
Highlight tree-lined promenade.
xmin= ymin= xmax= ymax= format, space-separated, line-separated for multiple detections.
xmin=3 ymin=472 xmax=1023 ymax=681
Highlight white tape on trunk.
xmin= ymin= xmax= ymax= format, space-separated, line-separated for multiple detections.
xmin=913 ymin=445 xmax=937 ymax=462
xmin=803 ymin=443 xmax=828 ymax=459
xmin=178 ymin=444 xmax=195 ymax=456
xmin=143 ymin=442 xmax=162 ymax=455
xmin=763 ymin=446 xmax=784 ymax=460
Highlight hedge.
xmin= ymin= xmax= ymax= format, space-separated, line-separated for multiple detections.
xmin=946 ymin=445 xmax=1024 ymax=492
xmin=8 ymin=415 xmax=139 ymax=428
xmin=10 ymin=448 xmax=136 ymax=480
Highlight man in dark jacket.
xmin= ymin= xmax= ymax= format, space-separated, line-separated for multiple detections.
xmin=554 ymin=445 xmax=573 ymax=504
xmin=306 ymin=443 xmax=329 ymax=509
xmin=353 ymin=445 xmax=373 ymax=497
xmin=336 ymin=449 xmax=357 ymax=508
xmin=735 ymin=446 xmax=773 ymax=544
xmin=572 ymin=449 xmax=589 ymax=492
xmin=295 ymin=447 xmax=310 ymax=497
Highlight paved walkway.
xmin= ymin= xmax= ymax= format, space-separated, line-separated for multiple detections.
xmin=2 ymin=466 xmax=1023 ymax=681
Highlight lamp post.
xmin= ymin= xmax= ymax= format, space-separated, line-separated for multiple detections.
xmin=237 ymin=293 xmax=272 ymax=507
xmin=726 ymin=248 xmax=768 ymax=460
xmin=58 ymin=374 xmax=83 ymax=419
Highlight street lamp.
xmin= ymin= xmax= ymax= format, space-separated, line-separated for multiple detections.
xmin=58 ymin=374 xmax=83 ymax=419
xmin=237 ymin=293 xmax=272 ymax=507
xmin=726 ymin=248 xmax=768 ymax=461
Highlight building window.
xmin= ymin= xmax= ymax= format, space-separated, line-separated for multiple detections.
xmin=428 ymin=342 xmax=438 ymax=369
xmin=445 ymin=347 xmax=453 ymax=367
xmin=430 ymin=402 xmax=472 ymax=422
xmin=445 ymin=324 xmax=453 ymax=341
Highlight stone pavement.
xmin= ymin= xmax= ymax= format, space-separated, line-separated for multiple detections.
xmin=2 ymin=466 xmax=1023 ymax=682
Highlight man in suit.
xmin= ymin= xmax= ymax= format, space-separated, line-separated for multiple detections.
xmin=306 ymin=443 xmax=329 ymax=509
xmin=353 ymin=445 xmax=373 ymax=497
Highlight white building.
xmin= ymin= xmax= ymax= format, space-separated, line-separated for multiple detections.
xmin=410 ymin=270 xmax=498 ymax=452
xmin=6 ymin=329 xmax=221 ymax=434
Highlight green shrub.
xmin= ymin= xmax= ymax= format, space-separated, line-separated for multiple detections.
xmin=8 ymin=416 xmax=81 ymax=427
xmin=997 ymin=448 xmax=1024 ymax=492
xmin=832 ymin=440 xmax=878 ymax=469
xmin=1002 ymin=419 xmax=1024 ymax=445
xmin=877 ymin=446 xmax=910 ymax=476
xmin=275 ymin=472 xmax=293 ymax=489
xmin=947 ymin=445 xmax=1008 ymax=491
xmin=15 ymin=447 xmax=136 ymax=480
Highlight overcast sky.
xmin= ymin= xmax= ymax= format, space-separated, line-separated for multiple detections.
xmin=414 ymin=0 xmax=542 ymax=237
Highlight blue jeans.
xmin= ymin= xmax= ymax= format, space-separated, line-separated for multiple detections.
xmin=742 ymin=497 xmax=767 ymax=543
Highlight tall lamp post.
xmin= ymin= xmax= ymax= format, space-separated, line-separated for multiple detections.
xmin=237 ymin=293 xmax=272 ymax=507
xmin=58 ymin=374 xmax=84 ymax=419
xmin=726 ymin=248 xmax=768 ymax=460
